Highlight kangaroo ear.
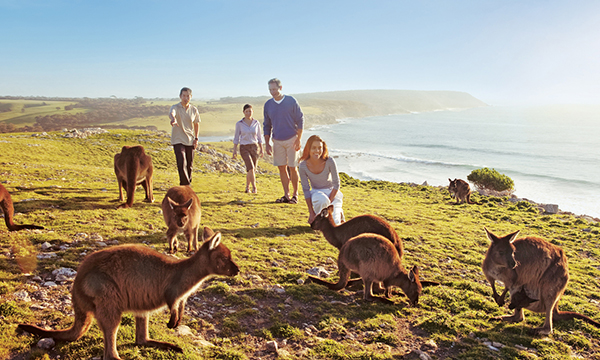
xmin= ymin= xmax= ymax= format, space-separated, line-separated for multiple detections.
xmin=320 ymin=208 xmax=329 ymax=218
xmin=207 ymin=232 xmax=222 ymax=250
xmin=182 ymin=198 xmax=193 ymax=209
xmin=167 ymin=196 xmax=177 ymax=209
xmin=484 ymin=227 xmax=498 ymax=243
xmin=202 ymin=226 xmax=215 ymax=241
xmin=409 ymin=265 xmax=419 ymax=282
xmin=507 ymin=230 xmax=520 ymax=243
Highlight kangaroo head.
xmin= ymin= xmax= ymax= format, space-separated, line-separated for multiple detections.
xmin=202 ymin=230 xmax=240 ymax=277
xmin=405 ymin=265 xmax=423 ymax=306
xmin=167 ymin=197 xmax=194 ymax=227
xmin=484 ymin=227 xmax=519 ymax=269
xmin=448 ymin=178 xmax=456 ymax=191
xmin=310 ymin=205 xmax=334 ymax=230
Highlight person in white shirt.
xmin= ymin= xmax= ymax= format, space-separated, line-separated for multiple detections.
xmin=168 ymin=87 xmax=200 ymax=185
xmin=233 ymin=104 xmax=264 ymax=193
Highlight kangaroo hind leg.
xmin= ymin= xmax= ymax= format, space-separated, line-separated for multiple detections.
xmin=135 ymin=315 xmax=183 ymax=353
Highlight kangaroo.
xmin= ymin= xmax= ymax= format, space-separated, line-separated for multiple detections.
xmin=114 ymin=145 xmax=154 ymax=209
xmin=162 ymin=186 xmax=201 ymax=253
xmin=0 ymin=184 xmax=44 ymax=231
xmin=482 ymin=228 xmax=600 ymax=334
xmin=448 ymin=178 xmax=476 ymax=204
xmin=308 ymin=205 xmax=403 ymax=295
xmin=316 ymin=233 xmax=423 ymax=305
xmin=19 ymin=227 xmax=239 ymax=360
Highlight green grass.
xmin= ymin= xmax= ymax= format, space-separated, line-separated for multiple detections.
xmin=1 ymin=130 xmax=600 ymax=359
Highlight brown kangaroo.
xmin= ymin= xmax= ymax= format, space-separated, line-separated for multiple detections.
xmin=114 ymin=145 xmax=154 ymax=209
xmin=317 ymin=233 xmax=423 ymax=305
xmin=19 ymin=227 xmax=239 ymax=360
xmin=0 ymin=184 xmax=44 ymax=231
xmin=482 ymin=228 xmax=600 ymax=334
xmin=448 ymin=178 xmax=476 ymax=204
xmin=308 ymin=205 xmax=403 ymax=295
xmin=162 ymin=186 xmax=201 ymax=253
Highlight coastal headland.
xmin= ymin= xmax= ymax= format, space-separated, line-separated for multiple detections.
xmin=0 ymin=90 xmax=487 ymax=135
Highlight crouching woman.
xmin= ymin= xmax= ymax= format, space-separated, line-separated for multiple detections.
xmin=299 ymin=135 xmax=344 ymax=224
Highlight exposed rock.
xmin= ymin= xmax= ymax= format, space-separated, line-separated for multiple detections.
xmin=37 ymin=253 xmax=57 ymax=259
xmin=14 ymin=290 xmax=31 ymax=302
xmin=266 ymin=340 xmax=278 ymax=352
xmin=37 ymin=337 xmax=55 ymax=350
xmin=52 ymin=267 xmax=77 ymax=279
xmin=174 ymin=325 xmax=194 ymax=337
xmin=542 ymin=204 xmax=559 ymax=214
xmin=41 ymin=242 xmax=53 ymax=250
xmin=307 ymin=267 xmax=330 ymax=278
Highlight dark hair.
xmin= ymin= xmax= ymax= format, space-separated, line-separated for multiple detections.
xmin=300 ymin=135 xmax=329 ymax=161
xmin=268 ymin=78 xmax=281 ymax=87
xmin=243 ymin=104 xmax=253 ymax=111
xmin=180 ymin=87 xmax=192 ymax=96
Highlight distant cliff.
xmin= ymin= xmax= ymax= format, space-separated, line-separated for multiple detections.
xmin=218 ymin=89 xmax=487 ymax=128
xmin=294 ymin=90 xmax=487 ymax=126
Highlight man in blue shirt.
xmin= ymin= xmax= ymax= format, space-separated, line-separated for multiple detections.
xmin=263 ymin=78 xmax=304 ymax=204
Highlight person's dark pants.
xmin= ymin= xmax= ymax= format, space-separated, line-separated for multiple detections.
xmin=173 ymin=144 xmax=195 ymax=185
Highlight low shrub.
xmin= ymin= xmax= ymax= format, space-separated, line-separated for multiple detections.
xmin=467 ymin=167 xmax=514 ymax=192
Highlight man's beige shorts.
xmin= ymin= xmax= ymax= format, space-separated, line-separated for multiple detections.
xmin=273 ymin=136 xmax=300 ymax=167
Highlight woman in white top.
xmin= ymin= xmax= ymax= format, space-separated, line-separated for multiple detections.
xmin=299 ymin=135 xmax=344 ymax=224
xmin=233 ymin=104 xmax=264 ymax=193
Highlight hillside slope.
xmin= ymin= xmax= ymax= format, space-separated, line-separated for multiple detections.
xmin=1 ymin=129 xmax=599 ymax=360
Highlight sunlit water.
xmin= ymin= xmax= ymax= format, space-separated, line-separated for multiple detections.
xmin=304 ymin=105 xmax=600 ymax=218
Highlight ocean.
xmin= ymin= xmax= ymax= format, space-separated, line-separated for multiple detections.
xmin=303 ymin=105 xmax=600 ymax=218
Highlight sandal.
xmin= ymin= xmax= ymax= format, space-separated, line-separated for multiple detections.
xmin=275 ymin=196 xmax=290 ymax=203
xmin=289 ymin=195 xmax=298 ymax=204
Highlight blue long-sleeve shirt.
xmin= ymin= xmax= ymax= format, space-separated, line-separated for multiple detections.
xmin=263 ymin=96 xmax=304 ymax=141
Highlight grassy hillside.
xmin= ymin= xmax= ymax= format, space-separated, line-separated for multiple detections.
xmin=1 ymin=90 xmax=487 ymax=136
xmin=1 ymin=130 xmax=599 ymax=360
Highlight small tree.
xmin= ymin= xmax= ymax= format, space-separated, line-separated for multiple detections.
xmin=467 ymin=167 xmax=514 ymax=193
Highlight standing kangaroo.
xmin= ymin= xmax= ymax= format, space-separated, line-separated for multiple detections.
xmin=114 ymin=145 xmax=154 ymax=209
xmin=162 ymin=186 xmax=201 ymax=253
xmin=19 ymin=227 xmax=239 ymax=360
xmin=317 ymin=233 xmax=423 ymax=305
xmin=0 ymin=184 xmax=44 ymax=231
xmin=448 ymin=178 xmax=476 ymax=204
xmin=482 ymin=228 xmax=600 ymax=334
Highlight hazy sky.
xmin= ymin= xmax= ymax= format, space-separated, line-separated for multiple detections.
xmin=1 ymin=0 xmax=599 ymax=105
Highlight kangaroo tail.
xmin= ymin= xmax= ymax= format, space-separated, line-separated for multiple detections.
xmin=19 ymin=311 xmax=93 ymax=341
xmin=555 ymin=311 xmax=600 ymax=328
xmin=466 ymin=193 xmax=478 ymax=205
xmin=8 ymin=224 xmax=45 ymax=231
xmin=2 ymin=199 xmax=44 ymax=231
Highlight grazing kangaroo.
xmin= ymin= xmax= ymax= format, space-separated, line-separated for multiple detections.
xmin=19 ymin=227 xmax=239 ymax=360
xmin=308 ymin=205 xmax=403 ymax=295
xmin=0 ymin=184 xmax=44 ymax=231
xmin=114 ymin=145 xmax=154 ymax=209
xmin=317 ymin=233 xmax=423 ymax=305
xmin=482 ymin=228 xmax=600 ymax=334
xmin=162 ymin=186 xmax=201 ymax=253
xmin=448 ymin=178 xmax=476 ymax=204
